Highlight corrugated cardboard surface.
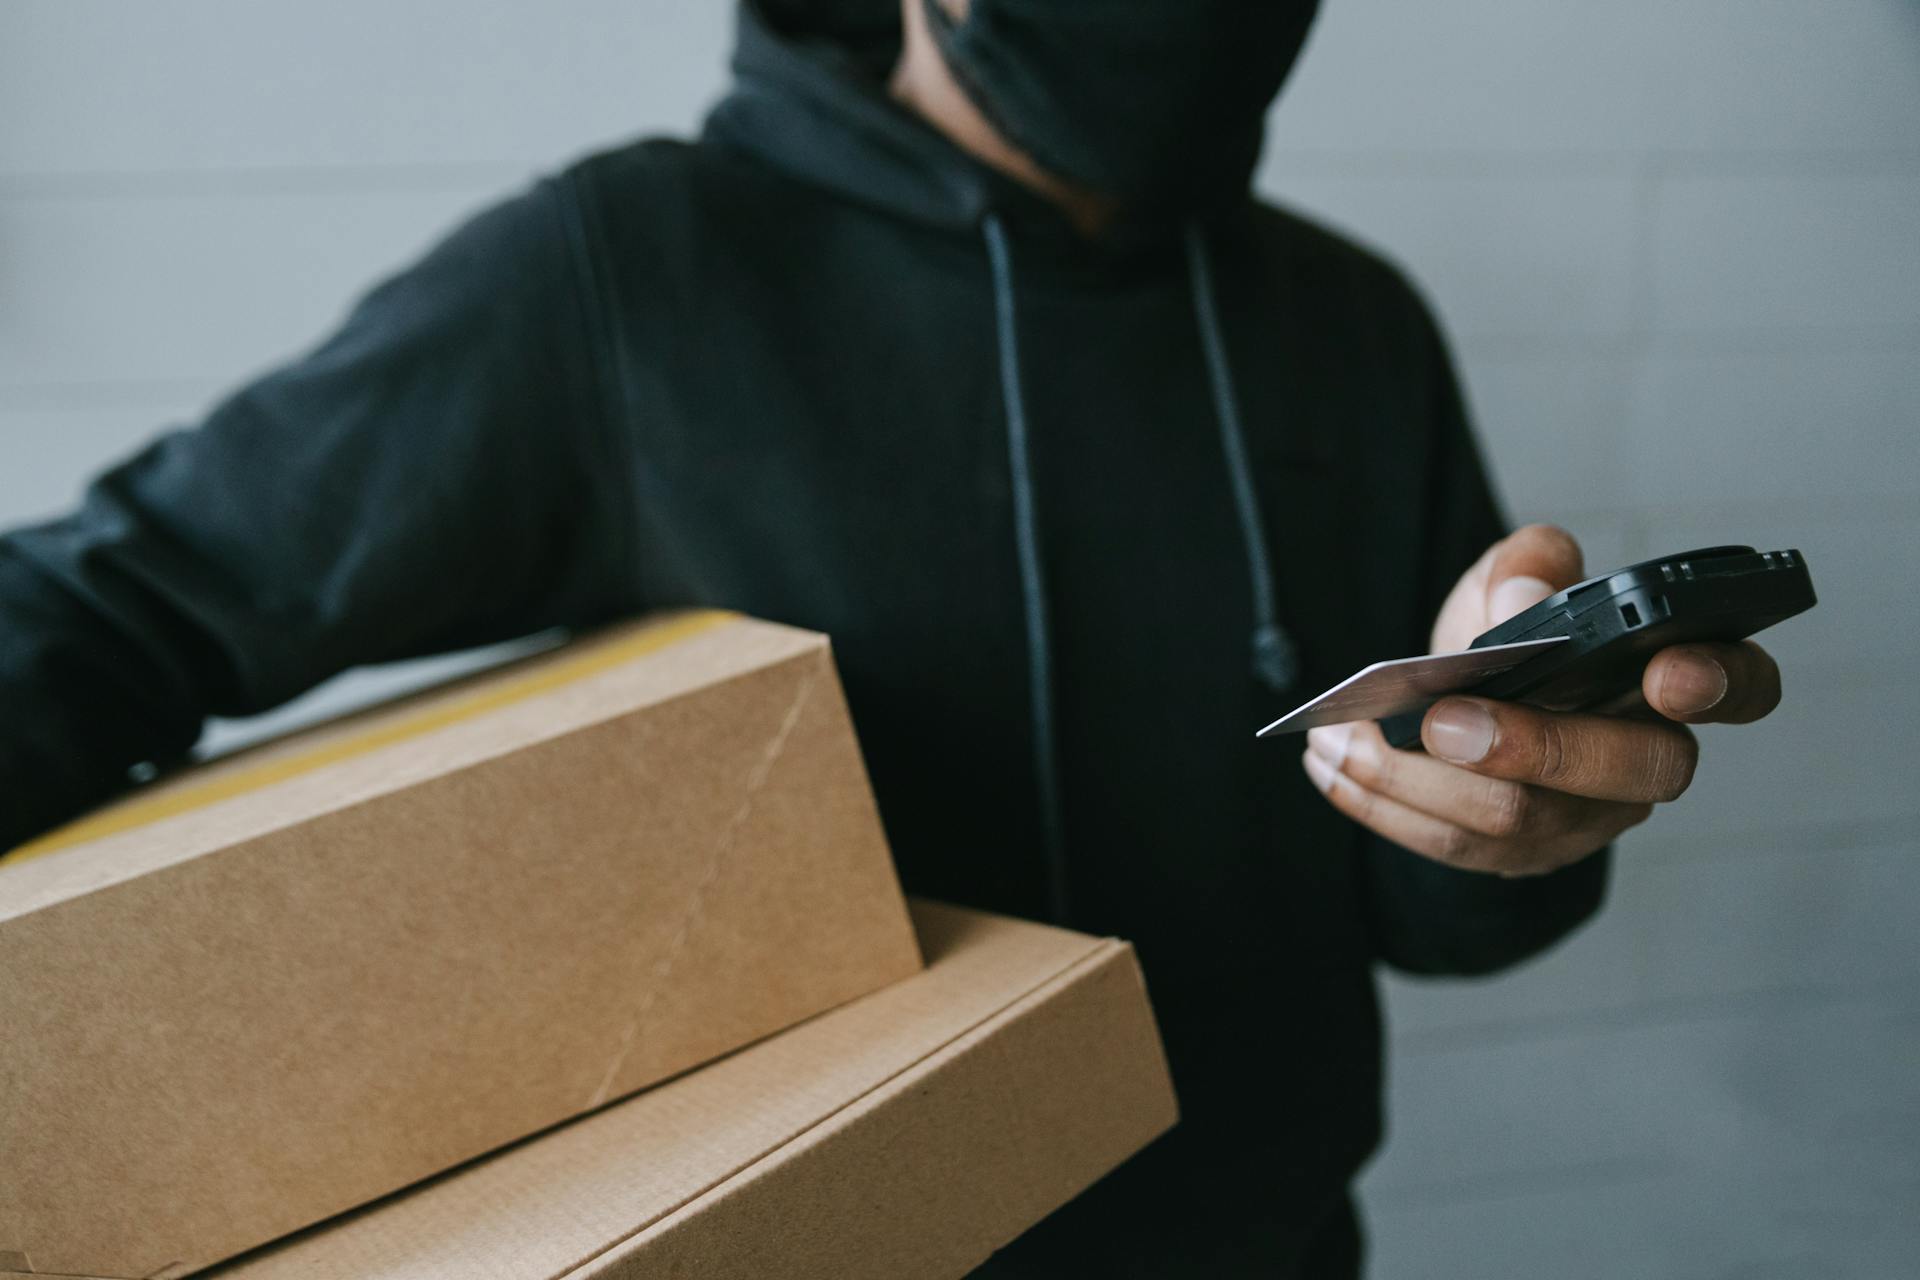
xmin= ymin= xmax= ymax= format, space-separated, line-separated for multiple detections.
xmin=172 ymin=901 xmax=1178 ymax=1280
xmin=0 ymin=614 xmax=922 ymax=1280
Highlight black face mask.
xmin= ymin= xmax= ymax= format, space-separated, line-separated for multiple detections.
xmin=922 ymin=0 xmax=1320 ymax=209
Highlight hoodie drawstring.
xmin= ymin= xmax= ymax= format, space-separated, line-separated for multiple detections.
xmin=982 ymin=214 xmax=1300 ymax=927
xmin=984 ymin=214 xmax=1072 ymax=925
xmin=1185 ymin=223 xmax=1301 ymax=694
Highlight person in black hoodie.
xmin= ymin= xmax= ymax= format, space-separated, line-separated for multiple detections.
xmin=0 ymin=1 xmax=1785 ymax=1274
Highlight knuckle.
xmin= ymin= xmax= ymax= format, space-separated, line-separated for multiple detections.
xmin=1531 ymin=715 xmax=1575 ymax=786
xmin=1341 ymin=740 xmax=1387 ymax=790
xmin=1511 ymin=523 xmax=1583 ymax=577
xmin=1531 ymin=522 xmax=1582 ymax=561
xmin=1338 ymin=780 xmax=1377 ymax=826
xmin=1480 ymin=781 xmax=1532 ymax=838
xmin=1433 ymin=824 xmax=1481 ymax=868
xmin=1646 ymin=730 xmax=1698 ymax=801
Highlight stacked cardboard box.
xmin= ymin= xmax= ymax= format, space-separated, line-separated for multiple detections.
xmin=0 ymin=614 xmax=1176 ymax=1278
xmin=200 ymin=901 xmax=1176 ymax=1279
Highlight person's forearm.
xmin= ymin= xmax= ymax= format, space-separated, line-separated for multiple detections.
xmin=0 ymin=541 xmax=208 ymax=849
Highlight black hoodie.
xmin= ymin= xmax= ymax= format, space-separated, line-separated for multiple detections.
xmin=0 ymin=5 xmax=1606 ymax=1274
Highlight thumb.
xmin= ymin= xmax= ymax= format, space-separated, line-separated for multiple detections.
xmin=1485 ymin=524 xmax=1584 ymax=624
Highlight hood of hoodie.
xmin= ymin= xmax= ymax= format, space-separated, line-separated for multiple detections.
xmin=702 ymin=0 xmax=1315 ymax=244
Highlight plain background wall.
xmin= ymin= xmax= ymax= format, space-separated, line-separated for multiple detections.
xmin=3 ymin=4 xmax=1916 ymax=1275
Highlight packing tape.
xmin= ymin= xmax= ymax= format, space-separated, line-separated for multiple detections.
xmin=2 ymin=610 xmax=736 ymax=866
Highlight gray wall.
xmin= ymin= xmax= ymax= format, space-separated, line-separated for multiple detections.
xmin=4 ymin=4 xmax=1917 ymax=1275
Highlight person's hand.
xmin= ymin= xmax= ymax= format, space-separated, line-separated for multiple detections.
xmin=1300 ymin=524 xmax=1782 ymax=876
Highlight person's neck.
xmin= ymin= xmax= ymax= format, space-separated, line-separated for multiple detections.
xmin=886 ymin=2 xmax=1114 ymax=236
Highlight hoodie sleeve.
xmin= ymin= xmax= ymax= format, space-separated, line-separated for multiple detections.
xmin=0 ymin=176 xmax=636 ymax=852
xmin=1359 ymin=304 xmax=1610 ymax=978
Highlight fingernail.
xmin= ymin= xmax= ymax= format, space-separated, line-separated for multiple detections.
xmin=1490 ymin=575 xmax=1554 ymax=623
xmin=1660 ymin=654 xmax=1728 ymax=715
xmin=1302 ymin=748 xmax=1336 ymax=792
xmin=1306 ymin=723 xmax=1353 ymax=771
xmin=1427 ymin=699 xmax=1496 ymax=763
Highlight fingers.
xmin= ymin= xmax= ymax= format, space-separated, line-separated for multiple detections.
xmin=1302 ymin=733 xmax=1652 ymax=876
xmin=1484 ymin=524 xmax=1584 ymax=624
xmin=1307 ymin=721 xmax=1617 ymax=840
xmin=1303 ymin=746 xmax=1492 ymax=869
xmin=1422 ymin=695 xmax=1699 ymax=804
xmin=1432 ymin=539 xmax=1502 ymax=634
xmin=1430 ymin=525 xmax=1587 ymax=652
xmin=1644 ymin=640 xmax=1782 ymax=725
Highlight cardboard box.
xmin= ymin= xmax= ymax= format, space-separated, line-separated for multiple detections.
xmin=0 ymin=613 xmax=923 ymax=1280
xmin=185 ymin=901 xmax=1178 ymax=1280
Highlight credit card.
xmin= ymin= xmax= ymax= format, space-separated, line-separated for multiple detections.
xmin=1255 ymin=636 xmax=1567 ymax=737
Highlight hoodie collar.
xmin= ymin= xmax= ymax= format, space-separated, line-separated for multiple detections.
xmin=706 ymin=1 xmax=1013 ymax=232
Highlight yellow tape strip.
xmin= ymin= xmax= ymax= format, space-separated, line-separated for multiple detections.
xmin=3 ymin=610 xmax=735 ymax=865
